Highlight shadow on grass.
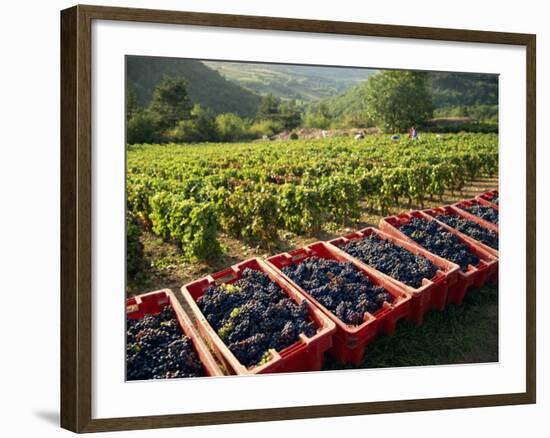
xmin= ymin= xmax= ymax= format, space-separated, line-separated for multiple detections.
xmin=322 ymin=283 xmax=498 ymax=371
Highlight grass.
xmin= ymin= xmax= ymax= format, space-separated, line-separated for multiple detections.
xmin=323 ymin=283 xmax=498 ymax=370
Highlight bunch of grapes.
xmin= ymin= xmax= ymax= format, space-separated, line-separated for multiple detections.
xmin=341 ymin=234 xmax=438 ymax=288
xmin=437 ymin=214 xmax=499 ymax=249
xmin=399 ymin=217 xmax=480 ymax=272
xmin=126 ymin=305 xmax=203 ymax=380
xmin=197 ymin=268 xmax=317 ymax=368
xmin=281 ymin=256 xmax=393 ymax=326
xmin=462 ymin=203 xmax=499 ymax=224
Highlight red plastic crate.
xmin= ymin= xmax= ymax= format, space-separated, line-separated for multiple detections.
xmin=477 ymin=190 xmax=499 ymax=209
xmin=452 ymin=198 xmax=499 ymax=233
xmin=126 ymin=289 xmax=223 ymax=377
xmin=477 ymin=189 xmax=499 ymax=210
xmin=422 ymin=205 xmax=499 ymax=259
xmin=327 ymin=227 xmax=460 ymax=326
xmin=266 ymin=241 xmax=411 ymax=365
xmin=180 ymin=258 xmax=336 ymax=376
xmin=379 ymin=211 xmax=498 ymax=305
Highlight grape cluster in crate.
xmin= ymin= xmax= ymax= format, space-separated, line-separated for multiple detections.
xmin=127 ymin=191 xmax=499 ymax=380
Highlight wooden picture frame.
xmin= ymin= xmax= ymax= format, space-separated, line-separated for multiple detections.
xmin=60 ymin=4 xmax=536 ymax=433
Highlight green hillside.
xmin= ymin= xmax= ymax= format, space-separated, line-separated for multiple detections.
xmin=126 ymin=57 xmax=261 ymax=118
xmin=314 ymin=71 xmax=498 ymax=120
xmin=126 ymin=57 xmax=498 ymax=138
xmin=429 ymin=72 xmax=498 ymax=108
xmin=203 ymin=61 xmax=374 ymax=101
xmin=322 ymin=83 xmax=368 ymax=118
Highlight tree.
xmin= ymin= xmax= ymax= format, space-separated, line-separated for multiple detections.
xmin=216 ymin=113 xmax=248 ymax=141
xmin=279 ymin=100 xmax=302 ymax=131
xmin=304 ymin=102 xmax=331 ymax=129
xmin=127 ymin=110 xmax=163 ymax=144
xmin=364 ymin=71 xmax=433 ymax=132
xmin=126 ymin=87 xmax=140 ymax=121
xmin=168 ymin=104 xmax=219 ymax=143
xmin=248 ymin=120 xmax=282 ymax=138
xmin=189 ymin=104 xmax=218 ymax=142
xmin=256 ymin=94 xmax=281 ymax=123
xmin=149 ymin=76 xmax=193 ymax=130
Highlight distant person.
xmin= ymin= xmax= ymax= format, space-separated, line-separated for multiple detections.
xmin=408 ymin=126 xmax=418 ymax=140
xmin=391 ymin=134 xmax=400 ymax=142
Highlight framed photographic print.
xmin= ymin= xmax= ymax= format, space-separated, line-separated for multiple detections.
xmin=60 ymin=4 xmax=536 ymax=433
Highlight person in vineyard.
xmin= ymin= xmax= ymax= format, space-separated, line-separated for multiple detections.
xmin=408 ymin=126 xmax=418 ymax=140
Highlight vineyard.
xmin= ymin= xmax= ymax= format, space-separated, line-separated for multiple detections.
xmin=127 ymin=133 xmax=498 ymax=272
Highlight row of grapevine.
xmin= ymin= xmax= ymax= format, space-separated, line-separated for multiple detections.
xmin=127 ymin=133 xmax=498 ymax=261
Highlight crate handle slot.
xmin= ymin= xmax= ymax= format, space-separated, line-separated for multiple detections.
xmin=126 ymin=304 xmax=139 ymax=314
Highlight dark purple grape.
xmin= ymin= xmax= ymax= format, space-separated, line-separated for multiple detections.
xmin=281 ymin=256 xmax=393 ymax=326
xmin=462 ymin=203 xmax=499 ymax=224
xmin=399 ymin=217 xmax=479 ymax=272
xmin=197 ymin=268 xmax=318 ymax=368
xmin=437 ymin=214 xmax=498 ymax=249
xmin=341 ymin=234 xmax=437 ymax=288
xmin=126 ymin=305 xmax=203 ymax=380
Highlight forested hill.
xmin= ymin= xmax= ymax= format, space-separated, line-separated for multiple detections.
xmin=203 ymin=61 xmax=374 ymax=101
xmin=429 ymin=73 xmax=498 ymax=108
xmin=314 ymin=71 xmax=498 ymax=119
xmin=126 ymin=57 xmax=261 ymax=118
